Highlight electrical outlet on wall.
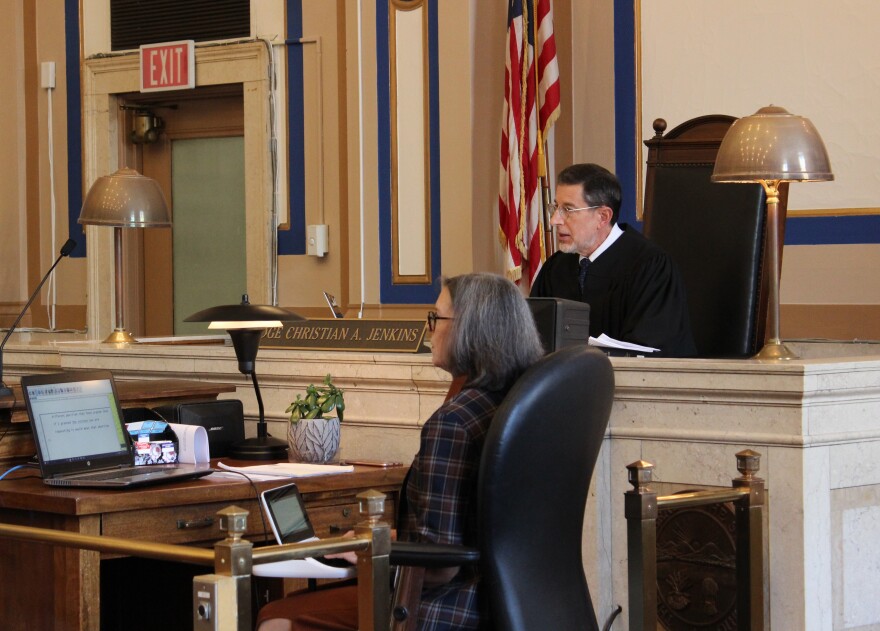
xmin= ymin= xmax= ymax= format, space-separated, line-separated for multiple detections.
xmin=307 ymin=224 xmax=329 ymax=257
xmin=41 ymin=62 xmax=56 ymax=89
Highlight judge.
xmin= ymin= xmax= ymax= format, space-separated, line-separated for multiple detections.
xmin=530 ymin=163 xmax=696 ymax=357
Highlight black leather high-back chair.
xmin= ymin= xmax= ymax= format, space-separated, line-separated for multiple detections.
xmin=390 ymin=345 xmax=615 ymax=631
xmin=643 ymin=115 xmax=789 ymax=358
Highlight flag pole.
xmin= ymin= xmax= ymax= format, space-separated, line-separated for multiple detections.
xmin=532 ymin=0 xmax=553 ymax=260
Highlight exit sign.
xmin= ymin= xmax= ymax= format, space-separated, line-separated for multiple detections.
xmin=140 ymin=40 xmax=195 ymax=92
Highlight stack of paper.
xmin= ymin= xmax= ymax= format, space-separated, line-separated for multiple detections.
xmin=217 ymin=461 xmax=354 ymax=478
xmin=588 ymin=334 xmax=659 ymax=354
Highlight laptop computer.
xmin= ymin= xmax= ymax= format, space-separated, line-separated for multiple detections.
xmin=21 ymin=370 xmax=213 ymax=488
xmin=254 ymin=481 xmax=356 ymax=579
xmin=322 ymin=291 xmax=344 ymax=319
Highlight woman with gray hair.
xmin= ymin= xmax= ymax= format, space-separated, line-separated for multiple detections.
xmin=256 ymin=273 xmax=544 ymax=631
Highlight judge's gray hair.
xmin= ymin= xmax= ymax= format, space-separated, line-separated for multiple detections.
xmin=442 ymin=273 xmax=544 ymax=391
xmin=558 ymin=163 xmax=622 ymax=225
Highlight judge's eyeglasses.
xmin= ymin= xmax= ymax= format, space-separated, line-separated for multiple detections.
xmin=426 ymin=311 xmax=454 ymax=332
xmin=549 ymin=202 xmax=604 ymax=217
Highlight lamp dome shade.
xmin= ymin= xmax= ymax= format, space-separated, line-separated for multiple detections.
xmin=185 ymin=295 xmax=304 ymax=328
xmin=79 ymin=167 xmax=172 ymax=227
xmin=711 ymin=106 xmax=834 ymax=183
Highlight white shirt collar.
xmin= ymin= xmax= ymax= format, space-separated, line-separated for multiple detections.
xmin=580 ymin=223 xmax=623 ymax=263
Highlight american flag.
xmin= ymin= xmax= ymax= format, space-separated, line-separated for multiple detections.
xmin=498 ymin=0 xmax=561 ymax=286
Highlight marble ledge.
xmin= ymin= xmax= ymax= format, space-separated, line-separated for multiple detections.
xmin=610 ymin=354 xmax=880 ymax=397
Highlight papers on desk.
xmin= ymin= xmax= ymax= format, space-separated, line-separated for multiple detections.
xmin=217 ymin=461 xmax=354 ymax=479
xmin=588 ymin=334 xmax=659 ymax=354
xmin=169 ymin=423 xmax=211 ymax=464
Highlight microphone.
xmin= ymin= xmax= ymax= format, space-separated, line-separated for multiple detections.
xmin=0 ymin=238 xmax=77 ymax=398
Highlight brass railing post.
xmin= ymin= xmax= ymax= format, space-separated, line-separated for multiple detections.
xmin=733 ymin=449 xmax=765 ymax=631
xmin=194 ymin=505 xmax=253 ymax=631
xmin=355 ymin=489 xmax=391 ymax=631
xmin=624 ymin=451 xmax=766 ymax=631
xmin=625 ymin=460 xmax=658 ymax=631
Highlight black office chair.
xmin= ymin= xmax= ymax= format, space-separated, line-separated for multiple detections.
xmin=390 ymin=345 xmax=615 ymax=630
xmin=643 ymin=115 xmax=790 ymax=358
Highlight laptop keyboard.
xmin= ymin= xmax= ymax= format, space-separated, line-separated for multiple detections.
xmin=71 ymin=467 xmax=144 ymax=481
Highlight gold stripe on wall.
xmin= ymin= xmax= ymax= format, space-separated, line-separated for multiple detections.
xmin=788 ymin=207 xmax=880 ymax=217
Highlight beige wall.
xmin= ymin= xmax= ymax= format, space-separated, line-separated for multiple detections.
xmin=0 ymin=1 xmax=86 ymax=330
xmin=1 ymin=0 xmax=876 ymax=341
xmin=639 ymin=0 xmax=880 ymax=337
xmin=0 ymin=2 xmax=26 ymax=305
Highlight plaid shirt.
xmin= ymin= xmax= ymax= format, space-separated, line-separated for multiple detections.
xmin=399 ymin=385 xmax=508 ymax=630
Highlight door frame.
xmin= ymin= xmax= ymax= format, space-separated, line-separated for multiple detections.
xmin=81 ymin=42 xmax=275 ymax=340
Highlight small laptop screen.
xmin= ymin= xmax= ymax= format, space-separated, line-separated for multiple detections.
xmin=262 ymin=483 xmax=315 ymax=544
xmin=26 ymin=377 xmax=130 ymax=465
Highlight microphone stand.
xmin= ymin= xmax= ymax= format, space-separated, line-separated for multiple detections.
xmin=0 ymin=239 xmax=76 ymax=398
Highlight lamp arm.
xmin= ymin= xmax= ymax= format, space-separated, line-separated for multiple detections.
xmin=251 ymin=371 xmax=267 ymax=438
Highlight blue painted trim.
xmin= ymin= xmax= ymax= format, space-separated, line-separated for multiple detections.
xmin=427 ymin=0 xmax=441 ymax=293
xmin=787 ymin=214 xmax=880 ymax=245
xmin=378 ymin=1 xmax=441 ymax=304
xmin=376 ymin=1 xmax=392 ymax=296
xmin=279 ymin=0 xmax=306 ymax=255
xmin=612 ymin=0 xmax=638 ymax=228
xmin=65 ymin=0 xmax=85 ymax=257
xmin=612 ymin=0 xmax=880 ymax=244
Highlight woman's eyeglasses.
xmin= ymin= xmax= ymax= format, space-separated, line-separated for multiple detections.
xmin=426 ymin=310 xmax=453 ymax=332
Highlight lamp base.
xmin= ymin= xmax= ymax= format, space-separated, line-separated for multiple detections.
xmin=754 ymin=339 xmax=799 ymax=361
xmin=228 ymin=435 xmax=289 ymax=460
xmin=104 ymin=328 xmax=138 ymax=344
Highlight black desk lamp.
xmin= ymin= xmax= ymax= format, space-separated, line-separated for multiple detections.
xmin=186 ymin=295 xmax=304 ymax=460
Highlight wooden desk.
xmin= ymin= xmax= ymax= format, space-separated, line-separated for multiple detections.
xmin=0 ymin=379 xmax=237 ymax=464
xmin=0 ymin=463 xmax=408 ymax=631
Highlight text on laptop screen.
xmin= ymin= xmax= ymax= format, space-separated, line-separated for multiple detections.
xmin=26 ymin=378 xmax=128 ymax=462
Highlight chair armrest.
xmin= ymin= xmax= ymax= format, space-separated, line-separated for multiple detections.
xmin=389 ymin=541 xmax=480 ymax=568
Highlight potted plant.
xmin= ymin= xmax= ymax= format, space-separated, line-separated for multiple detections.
xmin=285 ymin=374 xmax=345 ymax=463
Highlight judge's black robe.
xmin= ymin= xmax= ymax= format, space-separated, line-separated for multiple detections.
xmin=530 ymin=224 xmax=696 ymax=357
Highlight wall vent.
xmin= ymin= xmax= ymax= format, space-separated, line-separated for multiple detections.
xmin=111 ymin=0 xmax=250 ymax=51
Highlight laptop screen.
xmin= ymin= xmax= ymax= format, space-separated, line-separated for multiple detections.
xmin=22 ymin=371 xmax=133 ymax=475
xmin=261 ymin=483 xmax=316 ymax=544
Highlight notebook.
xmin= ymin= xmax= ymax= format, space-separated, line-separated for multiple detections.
xmin=254 ymin=481 xmax=357 ymax=579
xmin=21 ymin=370 xmax=214 ymax=488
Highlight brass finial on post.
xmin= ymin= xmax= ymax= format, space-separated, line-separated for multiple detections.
xmin=358 ymin=489 xmax=387 ymax=526
xmin=626 ymin=459 xmax=655 ymax=494
xmin=736 ymin=449 xmax=762 ymax=481
xmin=217 ymin=505 xmax=249 ymax=543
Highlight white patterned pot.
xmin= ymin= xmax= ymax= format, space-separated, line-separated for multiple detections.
xmin=287 ymin=417 xmax=340 ymax=463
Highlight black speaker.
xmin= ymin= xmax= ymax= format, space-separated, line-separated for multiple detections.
xmin=527 ymin=297 xmax=591 ymax=353
xmin=151 ymin=399 xmax=245 ymax=458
